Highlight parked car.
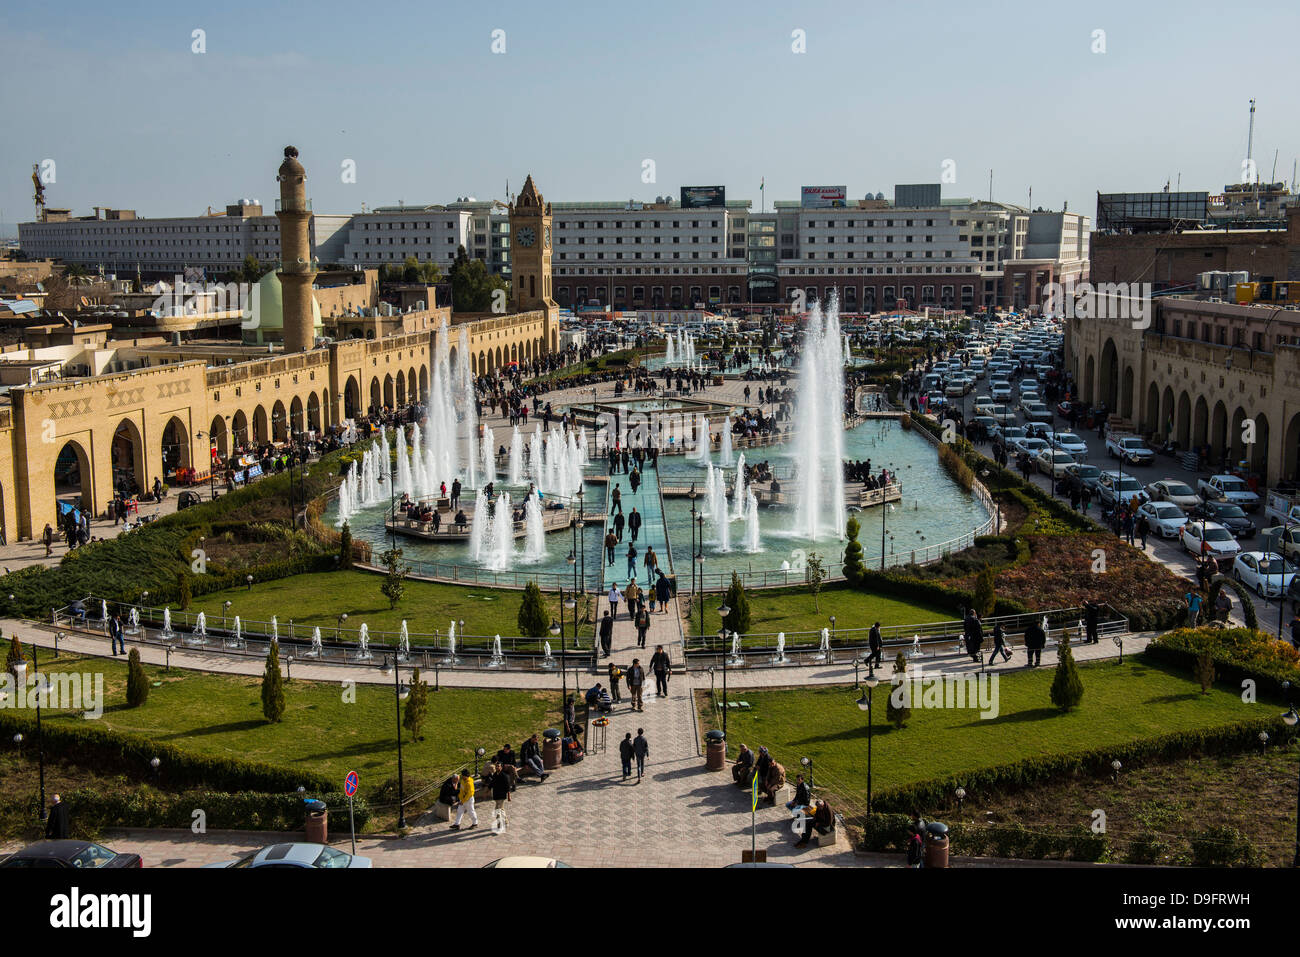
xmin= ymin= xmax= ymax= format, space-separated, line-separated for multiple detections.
xmin=994 ymin=424 xmax=1026 ymax=444
xmin=0 ymin=840 xmax=142 ymax=869
xmin=1197 ymin=474 xmax=1262 ymax=512
xmin=1144 ymin=479 xmax=1202 ymax=510
xmin=1105 ymin=433 xmax=1155 ymax=466
xmin=1035 ymin=448 xmax=1076 ymax=478
xmin=1046 ymin=431 xmax=1088 ymax=458
xmin=1021 ymin=400 xmax=1053 ymax=423
xmin=1191 ymin=500 xmax=1256 ymax=538
xmin=1011 ymin=436 xmax=1051 ymax=458
xmin=1097 ymin=470 xmax=1149 ymax=507
xmin=1180 ymin=521 xmax=1242 ymax=561
xmin=1063 ymin=462 xmax=1103 ymax=493
xmin=1136 ymin=500 xmax=1187 ymax=538
xmin=1231 ymin=551 xmax=1297 ymax=599
xmin=204 ymin=843 xmax=372 ymax=869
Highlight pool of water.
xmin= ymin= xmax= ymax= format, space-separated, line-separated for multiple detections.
xmin=325 ymin=420 xmax=988 ymax=587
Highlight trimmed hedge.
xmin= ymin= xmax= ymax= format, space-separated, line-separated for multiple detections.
xmin=0 ymin=712 xmax=333 ymax=794
xmin=3 ymin=787 xmax=371 ymax=836
xmin=861 ymin=813 xmax=1110 ymax=862
xmin=1146 ymin=627 xmax=1300 ymax=697
xmin=853 ymin=568 xmax=1030 ymax=619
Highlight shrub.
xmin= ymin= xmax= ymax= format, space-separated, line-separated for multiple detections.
xmin=56 ymin=787 xmax=370 ymax=833
xmin=403 ymin=668 xmax=428 ymax=742
xmin=261 ymin=642 xmax=285 ymax=723
xmin=1147 ymin=627 xmax=1300 ymax=695
xmin=1126 ymin=832 xmax=1171 ymax=865
xmin=973 ymin=566 xmax=995 ymax=618
xmin=338 ymin=521 xmax=353 ymax=570
xmin=886 ymin=653 xmax=911 ymax=729
xmin=1188 ymin=825 xmax=1263 ymax=867
xmin=938 ymin=443 xmax=974 ymax=492
xmin=842 ymin=516 xmax=865 ymax=586
xmin=721 ymin=572 xmax=751 ymax=636
xmin=517 ymin=581 xmax=548 ymax=638
xmin=125 ymin=649 xmax=149 ymax=708
xmin=5 ymin=634 xmax=25 ymax=678
xmin=178 ymin=571 xmax=192 ymax=610
xmin=1050 ymin=632 xmax=1084 ymax=711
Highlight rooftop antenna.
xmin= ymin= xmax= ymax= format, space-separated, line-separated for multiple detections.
xmin=1246 ymin=98 xmax=1257 ymax=203
xmin=988 ymin=169 xmax=993 ymax=202
xmin=1271 ymin=149 xmax=1278 ymax=185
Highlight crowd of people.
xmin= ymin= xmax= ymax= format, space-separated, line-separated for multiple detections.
xmin=730 ymin=743 xmax=835 ymax=848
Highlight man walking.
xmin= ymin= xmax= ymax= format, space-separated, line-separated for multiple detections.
xmin=627 ymin=507 xmax=642 ymax=543
xmin=109 ymin=612 xmax=126 ymax=656
xmin=451 ymin=767 xmax=478 ymax=830
xmin=649 ymin=644 xmax=671 ymax=697
xmin=634 ymin=605 xmax=650 ymax=649
xmin=489 ymin=763 xmax=511 ymax=833
xmin=605 ymin=530 xmax=618 ymax=567
xmin=868 ymin=621 xmax=883 ymax=668
xmin=626 ymin=542 xmax=638 ymax=580
xmin=632 ymin=728 xmax=649 ymax=782
xmin=627 ymin=658 xmax=646 ymax=712
xmin=42 ymin=523 xmax=54 ymax=558
xmin=599 ymin=610 xmax=614 ymax=658
xmin=1024 ymin=617 xmax=1046 ymax=668
xmin=614 ymin=510 xmax=625 ymax=542
xmin=45 ymin=794 xmax=70 ymax=839
xmin=619 ymin=732 xmax=635 ymax=781
xmin=608 ymin=583 xmax=623 ymax=621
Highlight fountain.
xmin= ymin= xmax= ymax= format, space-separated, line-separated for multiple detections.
xmin=395 ymin=424 xmax=413 ymax=498
xmin=100 ymin=599 xmax=109 ymax=627
xmin=161 ymin=607 xmax=174 ymax=639
xmin=187 ymin=611 xmax=207 ymax=647
xmin=468 ymin=488 xmax=491 ymax=563
xmin=271 ymin=615 xmax=279 ymax=644
xmin=487 ymin=492 xmax=514 ymax=571
xmin=791 ymin=294 xmax=847 ymax=541
xmin=705 ymin=464 xmax=730 ymax=553
xmin=127 ymin=606 xmax=140 ymax=636
xmin=743 ymin=490 xmax=762 ymax=553
xmin=458 ymin=324 xmax=480 ymax=488
xmin=481 ymin=425 xmax=496 ymax=483
xmin=306 ymin=627 xmax=322 ymax=657
xmin=398 ymin=620 xmax=410 ymax=661
xmin=508 ymin=426 xmax=524 ymax=485
xmin=227 ymin=615 xmax=244 ymax=649
xmin=692 ymin=416 xmax=711 ymax=463
xmin=813 ymin=627 xmax=831 ymax=663
xmin=732 ymin=452 xmax=747 ymax=519
xmin=907 ymin=634 xmax=921 ymax=658
xmin=354 ymin=627 xmax=372 ymax=662
xmin=541 ymin=640 xmax=557 ymax=669
xmin=443 ymin=624 xmax=460 ymax=666
xmin=772 ymin=632 xmax=788 ymax=664
xmin=523 ymin=491 xmax=546 ymax=563
xmin=487 ymin=634 xmax=506 ymax=668
xmin=727 ymin=631 xmax=744 ymax=666
xmin=720 ymin=426 xmax=733 ymax=466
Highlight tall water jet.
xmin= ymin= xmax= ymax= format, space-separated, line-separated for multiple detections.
xmin=481 ymin=425 xmax=496 ymax=481
xmin=395 ymin=424 xmax=412 ymax=498
xmin=487 ymin=492 xmax=514 ymax=571
xmin=791 ymin=294 xmax=847 ymax=540
xmin=720 ymin=424 xmax=733 ymax=466
xmin=524 ymin=490 xmax=546 ymax=563
xmin=458 ymin=325 xmax=479 ymax=488
xmin=708 ymin=464 xmax=731 ymax=552
xmin=508 ymin=426 xmax=524 ymax=485
xmin=410 ymin=421 xmax=430 ymax=496
xmin=468 ymin=488 xmax=491 ymax=562
xmin=744 ymin=490 xmax=762 ymax=553
xmin=732 ymin=453 xmax=747 ymax=518
xmin=692 ymin=415 xmax=711 ymax=463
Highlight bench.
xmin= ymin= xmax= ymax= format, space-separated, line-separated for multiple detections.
xmin=431 ymin=800 xmax=453 ymax=821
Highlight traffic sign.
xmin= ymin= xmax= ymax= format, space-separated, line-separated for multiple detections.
xmin=344 ymin=771 xmax=359 ymax=797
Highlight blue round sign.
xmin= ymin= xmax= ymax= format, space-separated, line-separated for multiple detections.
xmin=344 ymin=771 xmax=359 ymax=797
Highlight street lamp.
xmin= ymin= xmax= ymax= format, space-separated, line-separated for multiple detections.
xmin=955 ymin=785 xmax=966 ymax=815
xmin=337 ymin=612 xmax=348 ymax=641
xmin=394 ymin=662 xmax=409 ymax=829
xmin=474 ymin=747 xmax=486 ymax=778
xmin=687 ymin=483 xmax=698 ymax=597
xmin=718 ymin=601 xmax=732 ymax=741
xmin=30 ymin=644 xmax=46 ymax=820
xmin=576 ymin=487 xmax=586 ymax=595
xmin=222 ymin=600 xmax=232 ymax=630
xmin=799 ymin=755 xmax=813 ymax=791
xmin=856 ymin=673 xmax=880 ymax=814
xmin=1282 ymin=698 xmax=1299 ymax=867
xmin=1110 ymin=758 xmax=1122 ymax=783
xmin=149 ymin=756 xmax=161 ymax=786
xmin=245 ymin=574 xmax=253 ymax=591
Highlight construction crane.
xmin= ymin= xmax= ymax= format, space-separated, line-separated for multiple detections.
xmin=32 ymin=163 xmax=46 ymax=221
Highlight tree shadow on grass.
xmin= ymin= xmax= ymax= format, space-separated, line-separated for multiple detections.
xmin=950 ymin=707 xmax=1064 ymax=729
xmin=1144 ymin=692 xmax=1204 ymax=705
xmin=152 ymin=719 xmax=267 ymax=739
xmin=789 ymin=723 xmax=905 ymax=745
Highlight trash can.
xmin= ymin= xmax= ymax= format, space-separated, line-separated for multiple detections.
xmin=924 ymin=821 xmax=949 ymax=868
xmin=704 ymin=729 xmax=726 ymax=771
xmin=304 ymin=799 xmax=328 ymax=844
xmin=542 ymin=728 xmax=562 ymax=770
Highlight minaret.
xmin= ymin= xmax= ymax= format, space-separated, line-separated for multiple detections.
xmin=275 ymin=146 xmax=317 ymax=352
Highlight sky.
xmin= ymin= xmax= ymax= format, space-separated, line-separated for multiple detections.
xmin=2 ymin=0 xmax=1298 ymax=234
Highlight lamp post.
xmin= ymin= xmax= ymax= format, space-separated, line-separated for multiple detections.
xmin=688 ymin=483 xmax=698 ymax=598
xmin=337 ymin=612 xmax=348 ymax=642
xmin=880 ymin=501 xmax=890 ymax=570
xmin=576 ymin=487 xmax=586 ymax=595
xmin=955 ymin=785 xmax=966 ymax=816
xmin=393 ymin=663 xmax=409 ymax=829
xmin=856 ymin=673 xmax=880 ymax=814
xmin=799 ymin=755 xmax=813 ymax=791
xmin=222 ymin=600 xmax=232 ymax=630
xmin=1282 ymin=688 xmax=1299 ymax=867
xmin=30 ymin=643 xmax=47 ymax=821
xmin=149 ymin=756 xmax=160 ymax=786
xmin=718 ymin=601 xmax=732 ymax=741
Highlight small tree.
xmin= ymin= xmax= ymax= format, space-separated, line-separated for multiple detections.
xmin=5 ymin=634 xmax=25 ymax=679
xmin=403 ymin=668 xmax=429 ymax=741
xmin=721 ymin=571 xmax=751 ymax=636
xmin=517 ymin=581 xmax=548 ymax=638
xmin=379 ymin=546 xmax=408 ymax=610
xmin=338 ymin=521 xmax=354 ymax=570
xmin=886 ymin=652 xmax=911 ymax=729
xmin=1050 ymin=631 xmax=1084 ymax=711
xmin=1193 ymin=648 xmax=1216 ymax=695
xmin=178 ymin=571 xmax=193 ymax=611
xmin=842 ymin=516 xmax=865 ymax=586
xmin=973 ymin=566 xmax=996 ymax=619
xmin=125 ymin=648 xmax=149 ymax=708
xmin=806 ymin=552 xmax=826 ymax=612
xmin=261 ymin=641 xmax=285 ymax=723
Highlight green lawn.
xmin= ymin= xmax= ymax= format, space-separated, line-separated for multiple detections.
xmin=41 ymin=653 xmax=560 ymax=802
xmin=687 ymin=582 xmax=950 ymax=639
xmin=696 ymin=658 xmax=1274 ymax=800
xmin=186 ymin=571 xmax=551 ymax=645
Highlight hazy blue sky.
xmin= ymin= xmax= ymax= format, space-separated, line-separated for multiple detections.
xmin=2 ymin=0 xmax=1297 ymax=231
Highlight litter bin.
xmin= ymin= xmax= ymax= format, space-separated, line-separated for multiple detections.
xmin=705 ymin=729 xmax=726 ymax=771
xmin=304 ymin=799 xmax=328 ymax=844
xmin=542 ymin=728 xmax=562 ymax=770
xmin=924 ymin=820 xmax=949 ymax=868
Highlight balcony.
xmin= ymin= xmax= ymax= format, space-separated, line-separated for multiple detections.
xmin=275 ymin=198 xmax=312 ymax=213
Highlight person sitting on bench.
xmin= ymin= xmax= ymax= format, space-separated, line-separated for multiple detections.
xmin=731 ymin=744 xmax=755 ymax=786
xmin=519 ymin=733 xmax=549 ymax=782
xmin=794 ymin=799 xmax=835 ymax=848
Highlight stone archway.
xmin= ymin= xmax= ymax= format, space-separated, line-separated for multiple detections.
xmin=1083 ymin=354 xmax=1096 ymax=405
xmin=1250 ymin=413 xmax=1270 ymax=482
xmin=395 ymin=372 xmax=405 ymax=407
xmin=271 ymin=400 xmax=289 ymax=442
xmin=1209 ymin=401 xmax=1228 ymax=466
xmin=53 ymin=438 xmax=92 ymax=514
xmin=1192 ymin=396 xmax=1209 ymax=452
xmin=161 ymin=415 xmax=190 ymax=477
xmin=1144 ymin=382 xmax=1160 ymax=434
xmin=1161 ymin=387 xmax=1175 ymax=441
xmin=1120 ymin=364 xmax=1135 ymax=420
xmin=1176 ymin=391 xmax=1192 ymax=450
xmin=306 ymin=392 xmax=321 ymax=432
xmin=252 ymin=405 xmax=270 ymax=445
xmin=232 ymin=409 xmax=249 ymax=448
xmin=208 ymin=414 xmax=229 ymax=458
xmin=1099 ymin=338 xmax=1118 ymax=410
xmin=369 ymin=377 xmax=381 ymax=412
xmin=419 ymin=366 xmax=429 ymax=400
xmin=289 ymin=396 xmax=305 ymax=436
xmin=111 ymin=418 xmax=146 ymax=495
xmin=344 ymin=376 xmax=360 ymax=420
xmin=1229 ymin=407 xmax=1247 ymax=469
xmin=383 ymin=373 xmax=395 ymax=408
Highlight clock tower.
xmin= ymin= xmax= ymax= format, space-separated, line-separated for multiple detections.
xmin=509 ymin=174 xmax=557 ymax=314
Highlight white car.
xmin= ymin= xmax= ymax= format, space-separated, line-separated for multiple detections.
xmin=990 ymin=381 xmax=1013 ymax=401
xmin=1145 ymin=479 xmax=1202 ymax=510
xmin=1048 ymin=431 xmax=1089 ymax=458
xmin=1180 ymin=521 xmax=1241 ymax=561
xmin=1019 ymin=378 xmax=1040 ymax=396
xmin=994 ymin=424 xmax=1026 ymax=444
xmin=1136 ymin=500 xmax=1187 ymax=538
xmin=1231 ymin=551 xmax=1297 ymax=598
xmin=1012 ymin=436 xmax=1051 ymax=457
xmin=988 ymin=404 xmax=1016 ymax=425
xmin=1035 ymin=448 xmax=1076 ymax=478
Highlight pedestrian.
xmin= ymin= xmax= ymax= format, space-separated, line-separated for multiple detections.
xmin=990 ymin=621 xmax=1012 ymax=662
xmin=1084 ymin=601 xmax=1100 ymax=644
xmin=655 ymin=569 xmax=672 ymax=612
xmin=634 ymin=605 xmax=650 ymax=649
xmin=868 ymin=621 xmax=883 ymax=667
xmin=649 ymin=644 xmax=671 ymax=697
xmin=626 ymin=658 xmax=646 ymax=712
xmin=45 ymin=794 xmax=69 ymax=839
xmin=42 ymin=523 xmax=53 ymax=558
xmin=611 ymin=484 xmax=622 ymax=514
xmin=644 ymin=545 xmax=658 ymax=584
xmin=632 ymin=728 xmax=649 ymax=782
xmin=599 ymin=610 xmax=614 ymax=657
xmin=605 ymin=530 xmax=618 ymax=567
xmin=629 ymin=468 xmax=641 ymax=495
xmin=626 ymin=542 xmax=638 ymax=579
xmin=1024 ymin=617 xmax=1046 ymax=667
xmin=109 ymin=612 xmax=125 ymax=656
xmin=1185 ymin=590 xmax=1204 ymax=628
xmin=619 ymin=732 xmax=634 ymax=780
xmin=614 ymin=510 xmax=625 ymax=542
xmin=625 ymin=579 xmax=640 ymax=617
xmin=628 ymin=507 xmax=642 ymax=543
xmin=608 ymin=583 xmax=623 ymax=621
xmin=489 ymin=764 xmax=511 ymax=832
xmin=608 ymin=661 xmax=623 ymax=702
xmin=564 ymin=694 xmax=579 ymax=738
xmin=963 ymin=610 xmax=984 ymax=663
xmin=450 ymin=767 xmax=478 ymax=830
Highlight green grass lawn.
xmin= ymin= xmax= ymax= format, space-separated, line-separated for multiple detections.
xmin=40 ymin=653 xmax=560 ymax=804
xmin=186 ymin=571 xmax=553 ymax=645
xmin=687 ymin=582 xmax=950 ymax=639
xmin=696 ymin=658 xmax=1274 ymax=801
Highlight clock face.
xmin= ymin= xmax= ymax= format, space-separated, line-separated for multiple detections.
xmin=516 ymin=226 xmax=536 ymax=247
